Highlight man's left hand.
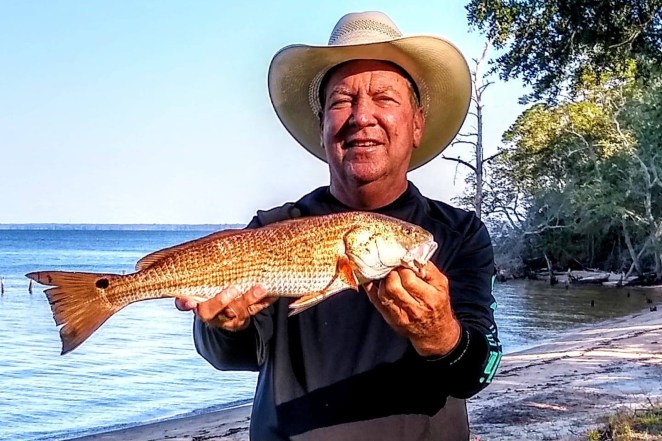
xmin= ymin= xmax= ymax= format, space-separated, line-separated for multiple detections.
xmin=364 ymin=261 xmax=461 ymax=358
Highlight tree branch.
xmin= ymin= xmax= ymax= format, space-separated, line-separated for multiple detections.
xmin=522 ymin=225 xmax=572 ymax=236
xmin=483 ymin=151 xmax=505 ymax=164
xmin=441 ymin=155 xmax=476 ymax=172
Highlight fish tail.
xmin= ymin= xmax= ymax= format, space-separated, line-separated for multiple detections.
xmin=25 ymin=271 xmax=124 ymax=355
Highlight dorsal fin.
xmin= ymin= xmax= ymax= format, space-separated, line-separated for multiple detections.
xmin=135 ymin=229 xmax=244 ymax=271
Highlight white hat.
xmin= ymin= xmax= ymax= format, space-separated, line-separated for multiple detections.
xmin=268 ymin=11 xmax=472 ymax=171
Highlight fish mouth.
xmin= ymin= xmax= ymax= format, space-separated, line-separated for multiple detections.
xmin=405 ymin=240 xmax=438 ymax=268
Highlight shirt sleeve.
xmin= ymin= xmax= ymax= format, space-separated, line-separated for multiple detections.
xmin=193 ymin=318 xmax=262 ymax=371
xmin=192 ymin=215 xmax=275 ymax=372
xmin=424 ymin=215 xmax=502 ymax=399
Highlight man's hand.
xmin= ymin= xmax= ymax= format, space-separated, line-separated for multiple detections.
xmin=175 ymin=285 xmax=276 ymax=332
xmin=364 ymin=261 xmax=461 ymax=357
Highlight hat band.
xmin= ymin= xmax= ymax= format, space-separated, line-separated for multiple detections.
xmin=329 ymin=20 xmax=402 ymax=45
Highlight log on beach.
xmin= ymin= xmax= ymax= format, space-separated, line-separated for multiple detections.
xmin=568 ymin=273 xmax=610 ymax=285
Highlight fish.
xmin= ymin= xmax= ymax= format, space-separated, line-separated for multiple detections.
xmin=26 ymin=212 xmax=438 ymax=355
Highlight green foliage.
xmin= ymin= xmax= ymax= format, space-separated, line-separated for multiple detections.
xmin=483 ymin=68 xmax=662 ymax=274
xmin=584 ymin=404 xmax=662 ymax=440
xmin=466 ymin=0 xmax=662 ymax=102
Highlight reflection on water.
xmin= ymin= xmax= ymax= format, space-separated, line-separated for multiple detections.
xmin=494 ymin=280 xmax=662 ymax=354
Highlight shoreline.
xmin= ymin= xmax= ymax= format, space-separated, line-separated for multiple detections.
xmin=68 ymin=403 xmax=253 ymax=441
xmin=68 ymin=306 xmax=662 ymax=441
xmin=469 ymin=307 xmax=662 ymax=440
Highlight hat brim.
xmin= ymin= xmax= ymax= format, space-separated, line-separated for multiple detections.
xmin=268 ymin=35 xmax=471 ymax=171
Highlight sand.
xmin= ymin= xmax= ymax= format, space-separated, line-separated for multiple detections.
xmin=69 ymin=308 xmax=662 ymax=441
xmin=469 ymin=308 xmax=662 ymax=440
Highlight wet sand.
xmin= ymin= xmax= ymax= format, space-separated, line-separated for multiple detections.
xmin=70 ymin=307 xmax=662 ymax=441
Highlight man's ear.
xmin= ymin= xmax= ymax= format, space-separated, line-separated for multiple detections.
xmin=412 ymin=107 xmax=425 ymax=149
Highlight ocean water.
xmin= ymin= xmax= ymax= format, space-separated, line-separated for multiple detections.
xmin=0 ymin=227 xmax=659 ymax=441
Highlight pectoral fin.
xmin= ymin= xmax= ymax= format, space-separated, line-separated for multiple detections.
xmin=288 ymin=255 xmax=359 ymax=316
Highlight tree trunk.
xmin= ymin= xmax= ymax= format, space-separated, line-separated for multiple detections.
xmin=622 ymin=220 xmax=642 ymax=275
xmin=543 ymin=252 xmax=557 ymax=285
xmin=475 ymin=100 xmax=483 ymax=219
xmin=625 ymin=236 xmax=651 ymax=279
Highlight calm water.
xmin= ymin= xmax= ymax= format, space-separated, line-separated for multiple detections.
xmin=0 ymin=228 xmax=659 ymax=441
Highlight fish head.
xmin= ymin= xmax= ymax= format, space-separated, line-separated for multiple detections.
xmin=343 ymin=217 xmax=437 ymax=283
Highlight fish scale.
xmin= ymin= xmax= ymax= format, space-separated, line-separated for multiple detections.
xmin=26 ymin=211 xmax=437 ymax=355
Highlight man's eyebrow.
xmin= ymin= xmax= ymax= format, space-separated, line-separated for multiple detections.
xmin=328 ymin=86 xmax=354 ymax=96
xmin=328 ymin=84 xmax=401 ymax=96
xmin=370 ymin=84 xmax=400 ymax=95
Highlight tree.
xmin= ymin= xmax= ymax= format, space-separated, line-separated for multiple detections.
xmin=443 ymin=40 xmax=502 ymax=218
xmin=483 ymin=68 xmax=662 ymax=277
xmin=618 ymin=74 xmax=662 ymax=277
xmin=466 ymin=0 xmax=662 ymax=102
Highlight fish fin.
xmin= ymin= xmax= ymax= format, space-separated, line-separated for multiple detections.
xmin=288 ymin=256 xmax=358 ymax=316
xmin=336 ymin=255 xmax=359 ymax=291
xmin=135 ymin=229 xmax=243 ymax=271
xmin=26 ymin=271 xmax=125 ymax=355
xmin=288 ymin=291 xmax=339 ymax=316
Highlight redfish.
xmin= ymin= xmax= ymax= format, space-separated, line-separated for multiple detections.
xmin=26 ymin=212 xmax=437 ymax=354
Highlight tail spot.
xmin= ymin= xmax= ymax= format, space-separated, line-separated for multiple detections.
xmin=95 ymin=278 xmax=110 ymax=289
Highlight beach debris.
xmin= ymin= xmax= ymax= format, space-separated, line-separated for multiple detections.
xmin=26 ymin=212 xmax=437 ymax=355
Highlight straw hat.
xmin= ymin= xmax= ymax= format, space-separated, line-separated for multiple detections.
xmin=268 ymin=11 xmax=471 ymax=171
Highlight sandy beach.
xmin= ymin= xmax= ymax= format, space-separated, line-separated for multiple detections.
xmin=70 ymin=306 xmax=662 ymax=441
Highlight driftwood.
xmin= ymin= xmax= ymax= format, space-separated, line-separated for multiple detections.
xmin=568 ymin=273 xmax=610 ymax=285
xmin=498 ymin=264 xmax=661 ymax=287
xmin=623 ymin=272 xmax=662 ymax=286
xmin=531 ymin=269 xmax=615 ymax=286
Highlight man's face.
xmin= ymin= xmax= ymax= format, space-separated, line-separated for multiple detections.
xmin=320 ymin=60 xmax=424 ymax=186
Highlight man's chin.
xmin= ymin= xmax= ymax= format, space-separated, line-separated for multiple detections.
xmin=345 ymin=164 xmax=385 ymax=184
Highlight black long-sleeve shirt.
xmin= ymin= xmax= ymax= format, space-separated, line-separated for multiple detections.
xmin=193 ymin=183 xmax=501 ymax=440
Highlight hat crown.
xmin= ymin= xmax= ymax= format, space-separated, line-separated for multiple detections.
xmin=328 ymin=11 xmax=403 ymax=46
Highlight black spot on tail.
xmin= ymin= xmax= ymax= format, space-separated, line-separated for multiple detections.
xmin=95 ymin=278 xmax=110 ymax=289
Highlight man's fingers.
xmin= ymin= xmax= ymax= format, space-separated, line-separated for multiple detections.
xmin=241 ymin=284 xmax=269 ymax=304
xmin=398 ymin=263 xmax=448 ymax=295
xmin=224 ymin=285 xmax=270 ymax=319
xmin=247 ymin=298 xmax=275 ymax=315
xmin=174 ymin=298 xmax=197 ymax=312
xmin=177 ymin=284 xmax=275 ymax=331
xmin=196 ymin=287 xmax=239 ymax=323
xmin=381 ymin=270 xmax=421 ymax=307
xmin=417 ymin=262 xmax=448 ymax=290
xmin=216 ymin=286 xmax=242 ymax=305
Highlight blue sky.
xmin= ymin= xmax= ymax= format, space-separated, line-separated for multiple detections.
xmin=0 ymin=1 xmax=526 ymax=224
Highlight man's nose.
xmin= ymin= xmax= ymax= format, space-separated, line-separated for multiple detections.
xmin=349 ymin=97 xmax=377 ymax=127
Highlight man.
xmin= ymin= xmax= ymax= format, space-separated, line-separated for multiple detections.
xmin=176 ymin=11 xmax=501 ymax=441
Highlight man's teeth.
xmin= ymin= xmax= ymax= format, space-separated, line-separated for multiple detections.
xmin=351 ymin=141 xmax=379 ymax=146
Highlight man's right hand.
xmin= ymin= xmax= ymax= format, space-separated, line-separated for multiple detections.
xmin=175 ymin=285 xmax=276 ymax=332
